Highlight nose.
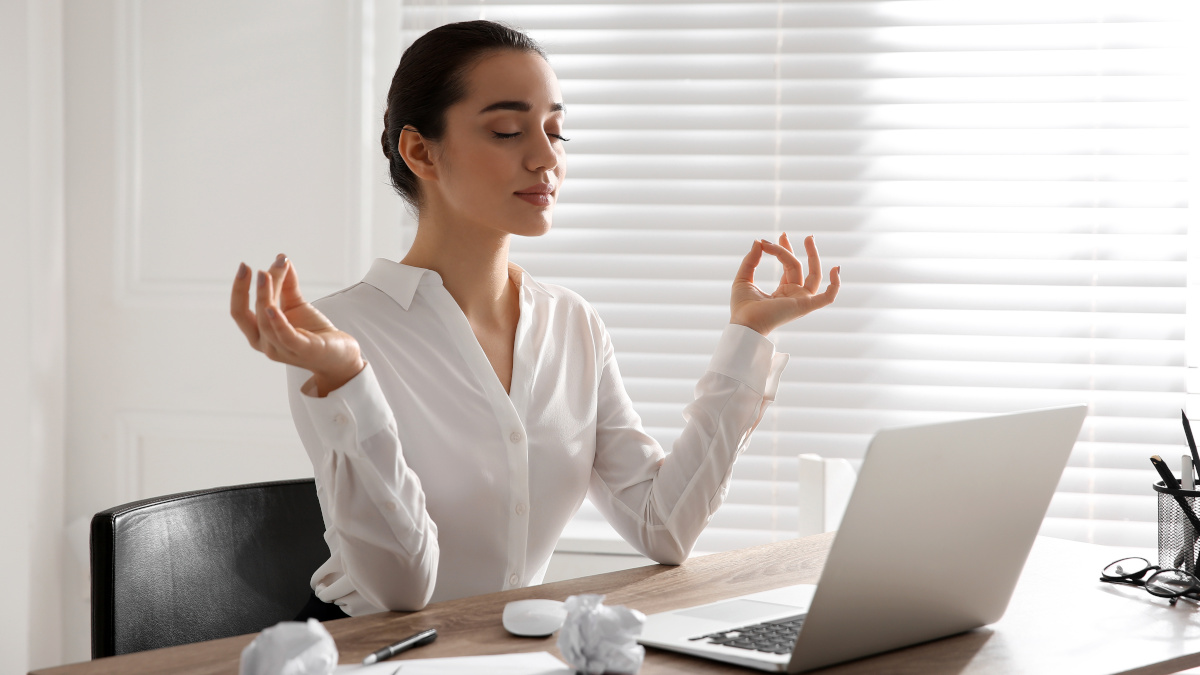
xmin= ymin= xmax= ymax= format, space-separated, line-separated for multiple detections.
xmin=525 ymin=130 xmax=560 ymax=174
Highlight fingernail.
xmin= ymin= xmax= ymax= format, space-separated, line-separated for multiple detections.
xmin=236 ymin=262 xmax=248 ymax=279
xmin=272 ymin=254 xmax=287 ymax=268
xmin=257 ymin=271 xmax=267 ymax=287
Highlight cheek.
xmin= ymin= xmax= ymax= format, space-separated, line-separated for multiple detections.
xmin=442 ymin=139 xmax=508 ymax=190
xmin=467 ymin=146 xmax=517 ymax=189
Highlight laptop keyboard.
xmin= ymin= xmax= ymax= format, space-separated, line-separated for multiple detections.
xmin=688 ymin=613 xmax=806 ymax=655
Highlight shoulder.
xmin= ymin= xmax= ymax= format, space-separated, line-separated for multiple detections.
xmin=311 ymin=282 xmax=389 ymax=329
xmin=522 ymin=275 xmax=612 ymax=365
xmin=525 ymin=274 xmax=605 ymax=329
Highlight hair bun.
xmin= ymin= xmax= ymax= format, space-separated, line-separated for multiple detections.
xmin=380 ymin=126 xmax=394 ymax=161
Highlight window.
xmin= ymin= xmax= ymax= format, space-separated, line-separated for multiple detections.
xmin=399 ymin=1 xmax=1192 ymax=550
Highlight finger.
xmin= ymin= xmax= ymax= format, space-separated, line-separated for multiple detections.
xmin=263 ymin=301 xmax=313 ymax=358
xmin=803 ymin=235 xmax=823 ymax=294
xmin=811 ymin=265 xmax=841 ymax=310
xmin=255 ymin=270 xmax=282 ymax=348
xmin=780 ymin=232 xmax=794 ymax=253
xmin=760 ymin=239 xmax=804 ymax=288
xmin=734 ymin=239 xmax=764 ymax=284
xmin=279 ymin=257 xmax=307 ymax=312
xmin=230 ymin=262 xmax=260 ymax=346
xmin=779 ymin=233 xmax=800 ymax=284
xmin=267 ymin=253 xmax=289 ymax=308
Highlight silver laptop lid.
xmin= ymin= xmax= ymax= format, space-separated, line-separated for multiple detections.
xmin=788 ymin=404 xmax=1087 ymax=673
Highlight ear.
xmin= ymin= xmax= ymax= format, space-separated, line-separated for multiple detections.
xmin=397 ymin=127 xmax=439 ymax=183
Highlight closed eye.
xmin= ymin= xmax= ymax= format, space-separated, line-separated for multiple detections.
xmin=492 ymin=131 xmax=571 ymax=142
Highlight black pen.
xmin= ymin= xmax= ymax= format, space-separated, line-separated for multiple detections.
xmin=362 ymin=628 xmax=438 ymax=665
xmin=1182 ymin=410 xmax=1200 ymax=484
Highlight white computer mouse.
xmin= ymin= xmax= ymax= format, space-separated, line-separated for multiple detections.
xmin=502 ymin=599 xmax=568 ymax=637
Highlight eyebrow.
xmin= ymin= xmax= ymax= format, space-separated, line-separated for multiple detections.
xmin=478 ymin=100 xmax=565 ymax=114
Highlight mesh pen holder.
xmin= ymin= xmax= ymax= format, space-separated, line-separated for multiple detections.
xmin=1154 ymin=481 xmax=1200 ymax=574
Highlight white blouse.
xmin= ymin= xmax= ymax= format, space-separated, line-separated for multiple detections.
xmin=287 ymin=258 xmax=789 ymax=616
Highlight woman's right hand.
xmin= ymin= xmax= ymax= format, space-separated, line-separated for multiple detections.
xmin=231 ymin=254 xmax=365 ymax=397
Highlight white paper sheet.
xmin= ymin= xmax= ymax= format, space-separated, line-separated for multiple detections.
xmin=334 ymin=651 xmax=573 ymax=675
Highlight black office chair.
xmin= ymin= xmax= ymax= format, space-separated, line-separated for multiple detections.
xmin=90 ymin=478 xmax=330 ymax=658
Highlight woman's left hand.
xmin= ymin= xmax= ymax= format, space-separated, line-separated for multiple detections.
xmin=730 ymin=233 xmax=840 ymax=336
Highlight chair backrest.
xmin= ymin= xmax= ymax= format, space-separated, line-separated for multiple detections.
xmin=90 ymin=478 xmax=329 ymax=658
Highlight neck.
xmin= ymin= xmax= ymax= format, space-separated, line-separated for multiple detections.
xmin=400 ymin=208 xmax=515 ymax=323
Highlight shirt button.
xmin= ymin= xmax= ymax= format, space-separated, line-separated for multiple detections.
xmin=386 ymin=501 xmax=398 ymax=512
xmin=509 ymin=574 xmax=519 ymax=586
xmin=509 ymin=431 xmax=523 ymax=443
xmin=333 ymin=414 xmax=347 ymax=425
xmin=515 ymin=503 xmax=526 ymax=516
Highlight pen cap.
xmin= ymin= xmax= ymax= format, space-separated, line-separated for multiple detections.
xmin=1155 ymin=481 xmax=1200 ymax=574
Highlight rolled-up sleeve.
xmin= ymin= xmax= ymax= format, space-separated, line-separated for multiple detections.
xmin=287 ymin=362 xmax=440 ymax=614
xmin=587 ymin=322 xmax=789 ymax=564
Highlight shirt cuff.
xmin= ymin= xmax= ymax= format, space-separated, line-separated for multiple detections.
xmin=707 ymin=324 xmax=790 ymax=400
xmin=298 ymin=362 xmax=393 ymax=455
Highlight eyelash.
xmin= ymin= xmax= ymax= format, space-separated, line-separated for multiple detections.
xmin=493 ymin=131 xmax=571 ymax=143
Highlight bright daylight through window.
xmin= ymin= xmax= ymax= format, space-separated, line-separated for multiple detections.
xmin=400 ymin=0 xmax=1192 ymax=550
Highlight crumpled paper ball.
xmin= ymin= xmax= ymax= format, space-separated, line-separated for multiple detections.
xmin=239 ymin=618 xmax=338 ymax=675
xmin=556 ymin=594 xmax=646 ymax=674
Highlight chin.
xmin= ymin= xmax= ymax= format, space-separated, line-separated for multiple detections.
xmin=509 ymin=214 xmax=554 ymax=238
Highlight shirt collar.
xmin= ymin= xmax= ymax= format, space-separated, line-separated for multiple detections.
xmin=507 ymin=261 xmax=556 ymax=300
xmin=362 ymin=258 xmax=553 ymax=311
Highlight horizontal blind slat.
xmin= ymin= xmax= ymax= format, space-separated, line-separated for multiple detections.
xmin=546 ymin=205 xmax=1188 ymax=233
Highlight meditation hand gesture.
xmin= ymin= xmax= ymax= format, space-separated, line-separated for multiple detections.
xmin=231 ymin=254 xmax=366 ymax=396
xmin=730 ymin=233 xmax=840 ymax=336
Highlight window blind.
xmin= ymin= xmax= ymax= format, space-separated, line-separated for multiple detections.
xmin=397 ymin=1 xmax=1191 ymax=551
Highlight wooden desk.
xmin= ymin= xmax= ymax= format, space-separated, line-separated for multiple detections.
xmin=31 ymin=534 xmax=1200 ymax=675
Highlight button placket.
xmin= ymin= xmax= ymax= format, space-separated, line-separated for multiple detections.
xmin=429 ymin=281 xmax=538 ymax=597
xmin=503 ymin=421 xmax=529 ymax=590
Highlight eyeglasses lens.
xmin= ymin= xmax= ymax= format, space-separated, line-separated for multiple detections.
xmin=1146 ymin=569 xmax=1198 ymax=597
xmin=1103 ymin=557 xmax=1149 ymax=580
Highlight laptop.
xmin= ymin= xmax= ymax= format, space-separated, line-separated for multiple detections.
xmin=638 ymin=404 xmax=1088 ymax=673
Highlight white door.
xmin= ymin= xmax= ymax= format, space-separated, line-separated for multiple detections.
xmin=61 ymin=0 xmax=406 ymax=661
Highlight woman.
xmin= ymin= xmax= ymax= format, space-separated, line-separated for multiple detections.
xmin=230 ymin=20 xmax=839 ymax=617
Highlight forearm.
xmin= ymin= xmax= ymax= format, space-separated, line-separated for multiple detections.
xmin=326 ymin=451 xmax=439 ymax=611
xmin=289 ymin=363 xmax=439 ymax=611
xmin=592 ymin=324 xmax=788 ymax=563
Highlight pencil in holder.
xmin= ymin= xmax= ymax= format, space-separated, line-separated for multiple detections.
xmin=1154 ymin=481 xmax=1200 ymax=574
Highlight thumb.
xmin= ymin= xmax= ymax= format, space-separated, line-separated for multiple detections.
xmin=280 ymin=259 xmax=307 ymax=311
xmin=734 ymin=239 xmax=763 ymax=285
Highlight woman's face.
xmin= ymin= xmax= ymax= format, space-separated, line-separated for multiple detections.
xmin=426 ymin=49 xmax=567 ymax=238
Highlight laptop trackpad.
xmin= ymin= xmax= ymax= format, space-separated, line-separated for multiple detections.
xmin=677 ymin=599 xmax=803 ymax=624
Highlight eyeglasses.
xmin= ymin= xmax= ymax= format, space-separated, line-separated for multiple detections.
xmin=1101 ymin=557 xmax=1200 ymax=605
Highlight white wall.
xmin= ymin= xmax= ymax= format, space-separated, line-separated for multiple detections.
xmin=0 ymin=0 xmax=67 ymax=671
xmin=54 ymin=0 xmax=410 ymax=665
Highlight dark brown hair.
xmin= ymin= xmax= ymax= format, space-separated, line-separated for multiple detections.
xmin=380 ymin=20 xmax=547 ymax=209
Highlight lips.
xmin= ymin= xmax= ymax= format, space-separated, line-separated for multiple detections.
xmin=515 ymin=183 xmax=556 ymax=206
